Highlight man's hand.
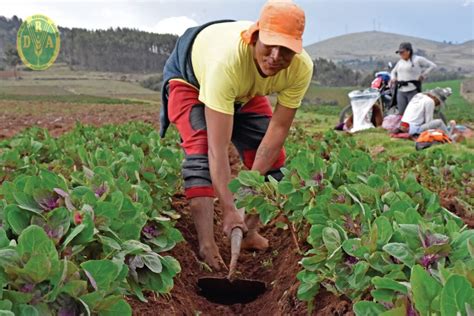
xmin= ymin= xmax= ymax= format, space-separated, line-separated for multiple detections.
xmin=418 ymin=75 xmax=425 ymax=82
xmin=222 ymin=207 xmax=247 ymax=237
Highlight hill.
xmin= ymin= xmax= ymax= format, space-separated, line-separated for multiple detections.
xmin=305 ymin=31 xmax=474 ymax=74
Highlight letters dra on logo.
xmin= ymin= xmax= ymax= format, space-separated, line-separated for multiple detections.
xmin=22 ymin=35 xmax=55 ymax=49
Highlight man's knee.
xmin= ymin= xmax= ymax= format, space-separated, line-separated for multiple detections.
xmin=182 ymin=154 xmax=215 ymax=199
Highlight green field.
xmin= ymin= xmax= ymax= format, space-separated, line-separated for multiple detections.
xmin=304 ymin=79 xmax=474 ymax=123
xmin=304 ymin=82 xmax=354 ymax=106
xmin=0 ymin=64 xmax=161 ymax=103
xmin=424 ymin=80 xmax=474 ymax=123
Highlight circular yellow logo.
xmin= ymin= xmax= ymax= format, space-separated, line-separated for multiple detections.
xmin=17 ymin=14 xmax=61 ymax=71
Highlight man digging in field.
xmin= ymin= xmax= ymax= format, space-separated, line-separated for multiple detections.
xmin=160 ymin=0 xmax=313 ymax=270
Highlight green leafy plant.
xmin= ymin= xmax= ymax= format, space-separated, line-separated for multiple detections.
xmin=0 ymin=122 xmax=184 ymax=313
xmin=232 ymin=130 xmax=474 ymax=315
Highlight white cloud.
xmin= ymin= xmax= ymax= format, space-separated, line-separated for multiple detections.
xmin=149 ymin=16 xmax=198 ymax=35
xmin=463 ymin=0 xmax=473 ymax=5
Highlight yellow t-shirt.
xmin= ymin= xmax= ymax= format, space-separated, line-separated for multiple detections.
xmin=190 ymin=21 xmax=314 ymax=115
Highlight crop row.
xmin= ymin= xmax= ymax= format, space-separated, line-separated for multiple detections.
xmin=0 ymin=123 xmax=183 ymax=315
xmin=231 ymin=130 xmax=474 ymax=315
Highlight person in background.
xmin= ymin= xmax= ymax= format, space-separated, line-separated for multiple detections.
xmin=390 ymin=42 xmax=437 ymax=115
xmin=398 ymin=87 xmax=452 ymax=135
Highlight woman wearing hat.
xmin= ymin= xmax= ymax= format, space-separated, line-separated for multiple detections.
xmin=390 ymin=42 xmax=437 ymax=115
xmin=398 ymin=87 xmax=452 ymax=135
xmin=160 ymin=0 xmax=313 ymax=270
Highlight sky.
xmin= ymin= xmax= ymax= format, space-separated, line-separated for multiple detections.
xmin=2 ymin=0 xmax=473 ymax=45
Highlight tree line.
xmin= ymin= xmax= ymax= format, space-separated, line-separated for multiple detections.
xmin=0 ymin=16 xmax=178 ymax=73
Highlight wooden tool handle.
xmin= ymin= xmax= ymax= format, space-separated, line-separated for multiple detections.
xmin=228 ymin=227 xmax=243 ymax=280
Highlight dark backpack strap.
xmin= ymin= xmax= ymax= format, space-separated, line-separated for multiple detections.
xmin=160 ymin=19 xmax=236 ymax=138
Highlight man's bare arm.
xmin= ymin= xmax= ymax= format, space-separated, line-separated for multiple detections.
xmin=205 ymin=106 xmax=246 ymax=235
xmin=252 ymin=104 xmax=296 ymax=174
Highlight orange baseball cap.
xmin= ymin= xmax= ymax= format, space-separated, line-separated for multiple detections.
xmin=241 ymin=0 xmax=306 ymax=54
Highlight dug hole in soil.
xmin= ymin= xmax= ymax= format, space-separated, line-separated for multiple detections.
xmin=127 ymin=147 xmax=353 ymax=316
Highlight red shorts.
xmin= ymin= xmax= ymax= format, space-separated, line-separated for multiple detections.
xmin=168 ymin=80 xmax=286 ymax=199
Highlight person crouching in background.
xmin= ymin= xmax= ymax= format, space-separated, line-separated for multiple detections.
xmin=397 ymin=87 xmax=452 ymax=135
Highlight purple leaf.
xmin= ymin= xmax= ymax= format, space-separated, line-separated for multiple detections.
xmin=345 ymin=255 xmax=358 ymax=265
xmin=94 ymin=184 xmax=107 ymax=198
xmin=46 ymin=227 xmax=56 ymax=238
xmin=59 ymin=307 xmax=77 ymax=316
xmin=420 ymin=254 xmax=439 ymax=268
xmin=20 ymin=283 xmax=35 ymax=293
xmin=312 ymin=172 xmax=324 ymax=183
xmin=407 ymin=302 xmax=418 ymax=316
xmin=142 ymin=223 xmax=160 ymax=238
xmin=382 ymin=302 xmax=394 ymax=310
xmin=39 ymin=196 xmax=60 ymax=211
xmin=425 ymin=234 xmax=448 ymax=247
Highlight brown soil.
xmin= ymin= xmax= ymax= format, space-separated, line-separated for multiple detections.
xmin=440 ymin=188 xmax=474 ymax=228
xmin=0 ymin=100 xmax=159 ymax=139
xmin=126 ymin=205 xmax=354 ymax=316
